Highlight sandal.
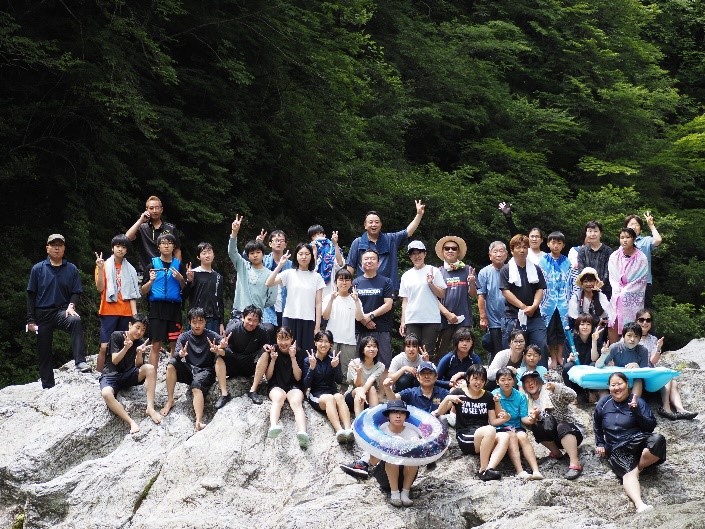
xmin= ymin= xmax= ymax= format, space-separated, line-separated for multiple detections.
xmin=548 ymin=451 xmax=565 ymax=460
xmin=565 ymin=465 xmax=583 ymax=480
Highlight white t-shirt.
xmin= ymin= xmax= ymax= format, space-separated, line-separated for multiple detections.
xmin=380 ymin=422 xmax=422 ymax=440
xmin=399 ymin=265 xmax=446 ymax=324
xmin=389 ymin=351 xmax=423 ymax=374
xmin=323 ymin=293 xmax=360 ymax=345
xmin=279 ymin=269 xmax=325 ymax=321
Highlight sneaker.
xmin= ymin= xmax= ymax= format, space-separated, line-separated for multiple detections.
xmin=267 ymin=424 xmax=282 ymax=439
xmin=517 ymin=471 xmax=531 ymax=479
xmin=215 ymin=394 xmax=232 ymax=409
xmin=478 ymin=468 xmax=502 ymax=481
xmin=565 ymin=466 xmax=583 ymax=480
xmin=344 ymin=429 xmax=356 ymax=443
xmin=335 ymin=430 xmax=347 ymax=444
xmin=247 ymin=391 xmax=263 ymax=405
xmin=340 ymin=459 xmax=370 ymax=479
xmin=76 ymin=362 xmax=92 ymax=373
xmin=529 ymin=471 xmax=544 ymax=480
xmin=297 ymin=432 xmax=310 ymax=449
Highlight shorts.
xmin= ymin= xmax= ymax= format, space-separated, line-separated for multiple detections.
xmin=99 ymin=366 xmax=142 ymax=393
xmin=307 ymin=391 xmax=334 ymax=414
xmin=169 ymin=357 xmax=216 ymax=391
xmin=356 ymin=331 xmax=392 ymax=368
xmin=607 ymin=432 xmax=666 ymax=478
xmin=344 ymin=390 xmax=370 ymax=413
xmin=99 ymin=315 xmax=132 ymax=343
xmin=531 ymin=414 xmax=583 ymax=446
xmin=546 ymin=310 xmax=566 ymax=346
xmin=456 ymin=428 xmax=480 ymax=455
xmin=149 ymin=318 xmax=182 ymax=343
xmin=222 ymin=352 xmax=259 ymax=378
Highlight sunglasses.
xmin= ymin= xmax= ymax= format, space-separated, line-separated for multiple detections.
xmin=637 ymin=317 xmax=652 ymax=323
xmin=443 ymin=246 xmax=459 ymax=251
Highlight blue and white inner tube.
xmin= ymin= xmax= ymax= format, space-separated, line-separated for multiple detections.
xmin=353 ymin=404 xmax=450 ymax=466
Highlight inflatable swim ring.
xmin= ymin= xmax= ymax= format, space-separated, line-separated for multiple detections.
xmin=567 ymin=365 xmax=679 ymax=392
xmin=352 ymin=404 xmax=450 ymax=466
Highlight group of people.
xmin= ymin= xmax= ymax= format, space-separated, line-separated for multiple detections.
xmin=26 ymin=195 xmax=689 ymax=513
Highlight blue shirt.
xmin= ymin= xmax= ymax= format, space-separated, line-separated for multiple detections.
xmin=476 ymin=264 xmax=504 ymax=328
xmin=262 ymin=253 xmax=292 ymax=325
xmin=27 ymin=258 xmax=83 ymax=321
xmin=398 ymin=385 xmax=449 ymax=413
xmin=634 ymin=235 xmax=656 ymax=284
xmin=491 ymin=387 xmax=527 ymax=430
xmin=593 ymin=394 xmax=656 ymax=452
xmin=347 ymin=229 xmax=408 ymax=289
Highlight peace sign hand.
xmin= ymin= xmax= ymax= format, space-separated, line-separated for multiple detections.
xmin=137 ymin=339 xmax=150 ymax=356
xmin=420 ymin=346 xmax=430 ymax=362
xmin=179 ymin=342 xmax=189 ymax=358
xmin=256 ymin=229 xmax=268 ymax=242
xmin=231 ymin=214 xmax=243 ymax=235
xmin=306 ymin=350 xmax=317 ymax=370
xmin=331 ymin=350 xmax=341 ymax=368
xmin=288 ymin=340 xmax=297 ymax=358
xmin=277 ymin=250 xmax=291 ymax=268
xmin=95 ymin=252 xmax=104 ymax=269
xmin=186 ymin=262 xmax=194 ymax=282
xmin=207 ymin=336 xmax=221 ymax=354
xmin=123 ymin=332 xmax=133 ymax=351
xmin=351 ymin=286 xmax=359 ymax=301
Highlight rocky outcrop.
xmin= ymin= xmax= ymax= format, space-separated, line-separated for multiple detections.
xmin=2 ymin=341 xmax=704 ymax=529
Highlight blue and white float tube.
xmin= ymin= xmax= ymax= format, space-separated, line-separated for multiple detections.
xmin=352 ymin=404 xmax=450 ymax=466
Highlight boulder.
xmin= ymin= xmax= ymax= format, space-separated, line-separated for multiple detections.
xmin=1 ymin=340 xmax=704 ymax=529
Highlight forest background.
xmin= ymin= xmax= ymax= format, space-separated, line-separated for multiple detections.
xmin=1 ymin=0 xmax=704 ymax=388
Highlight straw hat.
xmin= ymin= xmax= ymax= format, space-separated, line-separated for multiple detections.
xmin=435 ymin=235 xmax=467 ymax=261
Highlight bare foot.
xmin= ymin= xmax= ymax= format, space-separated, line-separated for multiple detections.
xmin=147 ymin=408 xmax=162 ymax=424
xmin=160 ymin=400 xmax=175 ymax=417
xmin=129 ymin=421 xmax=140 ymax=434
xmin=195 ymin=421 xmax=207 ymax=431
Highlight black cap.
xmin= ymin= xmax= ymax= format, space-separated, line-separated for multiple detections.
xmin=520 ymin=370 xmax=543 ymax=382
xmin=382 ymin=399 xmax=410 ymax=417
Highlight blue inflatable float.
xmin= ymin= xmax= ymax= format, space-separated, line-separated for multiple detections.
xmin=352 ymin=404 xmax=450 ymax=466
xmin=568 ymin=365 xmax=680 ymax=392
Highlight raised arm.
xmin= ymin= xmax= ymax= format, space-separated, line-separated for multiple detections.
xmin=405 ymin=199 xmax=426 ymax=237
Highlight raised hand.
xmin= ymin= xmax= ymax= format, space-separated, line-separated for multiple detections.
xmin=256 ymin=228 xmax=268 ymax=242
xmin=331 ymin=350 xmax=341 ymax=368
xmin=331 ymin=230 xmax=339 ymax=245
xmin=415 ymin=199 xmax=425 ymax=216
xmin=288 ymin=340 xmax=297 ymax=358
xmin=644 ymin=210 xmax=654 ymax=226
xmin=629 ymin=393 xmax=638 ymax=409
xmin=95 ymin=252 xmax=104 ymax=269
xmin=277 ymin=250 xmax=291 ymax=268
xmin=186 ymin=262 xmax=194 ymax=282
xmin=123 ymin=332 xmax=133 ymax=351
xmin=207 ymin=336 xmax=220 ymax=354
xmin=169 ymin=266 xmax=183 ymax=281
xmin=498 ymin=201 xmax=512 ymax=216
xmin=179 ymin=342 xmax=189 ymax=358
xmin=426 ymin=270 xmax=434 ymax=285
xmin=306 ymin=350 xmax=317 ymax=370
xmin=231 ymin=214 xmax=243 ymax=234
xmin=419 ymin=345 xmax=429 ymax=362
xmin=351 ymin=286 xmax=359 ymax=301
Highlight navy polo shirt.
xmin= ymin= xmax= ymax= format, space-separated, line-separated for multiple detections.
xmin=398 ymin=385 xmax=449 ymax=413
xmin=27 ymin=258 xmax=82 ymax=312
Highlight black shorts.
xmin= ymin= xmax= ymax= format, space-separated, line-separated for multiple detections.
xmin=344 ymin=390 xmax=370 ymax=413
xmin=531 ymin=415 xmax=583 ymax=446
xmin=149 ymin=318 xmax=182 ymax=343
xmin=307 ymin=391 xmax=335 ymax=414
xmin=169 ymin=358 xmax=216 ymax=391
xmin=607 ymin=433 xmax=666 ymax=478
xmin=546 ymin=310 xmax=566 ymax=346
xmin=222 ymin=352 xmax=259 ymax=378
xmin=457 ymin=428 xmax=480 ymax=455
xmin=99 ymin=366 xmax=142 ymax=393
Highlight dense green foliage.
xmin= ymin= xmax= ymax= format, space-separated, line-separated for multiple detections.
xmin=1 ymin=0 xmax=703 ymax=387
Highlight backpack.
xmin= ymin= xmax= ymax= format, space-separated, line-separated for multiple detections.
xmin=315 ymin=238 xmax=336 ymax=283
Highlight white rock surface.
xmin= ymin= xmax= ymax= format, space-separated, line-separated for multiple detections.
xmin=2 ymin=340 xmax=704 ymax=528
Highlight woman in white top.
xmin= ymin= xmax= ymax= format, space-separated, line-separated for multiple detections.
xmin=322 ymin=268 xmax=364 ymax=371
xmin=266 ymin=243 xmax=324 ymax=352
xmin=345 ymin=336 xmax=385 ymax=416
xmin=399 ymin=241 xmax=446 ymax=352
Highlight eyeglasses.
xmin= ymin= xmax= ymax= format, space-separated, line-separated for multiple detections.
xmin=159 ymin=241 xmax=175 ymax=246
xmin=443 ymin=246 xmax=459 ymax=251
xmin=637 ymin=318 xmax=652 ymax=323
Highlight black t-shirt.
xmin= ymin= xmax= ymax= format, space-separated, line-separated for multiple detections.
xmin=451 ymin=388 xmax=495 ymax=432
xmin=226 ymin=321 xmax=271 ymax=357
xmin=353 ymin=274 xmax=393 ymax=332
xmin=175 ymin=329 xmax=222 ymax=368
xmin=104 ymin=331 xmax=145 ymax=374
xmin=499 ymin=264 xmax=546 ymax=318
xmin=137 ymin=220 xmax=180 ymax=272
xmin=269 ymin=347 xmax=305 ymax=390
